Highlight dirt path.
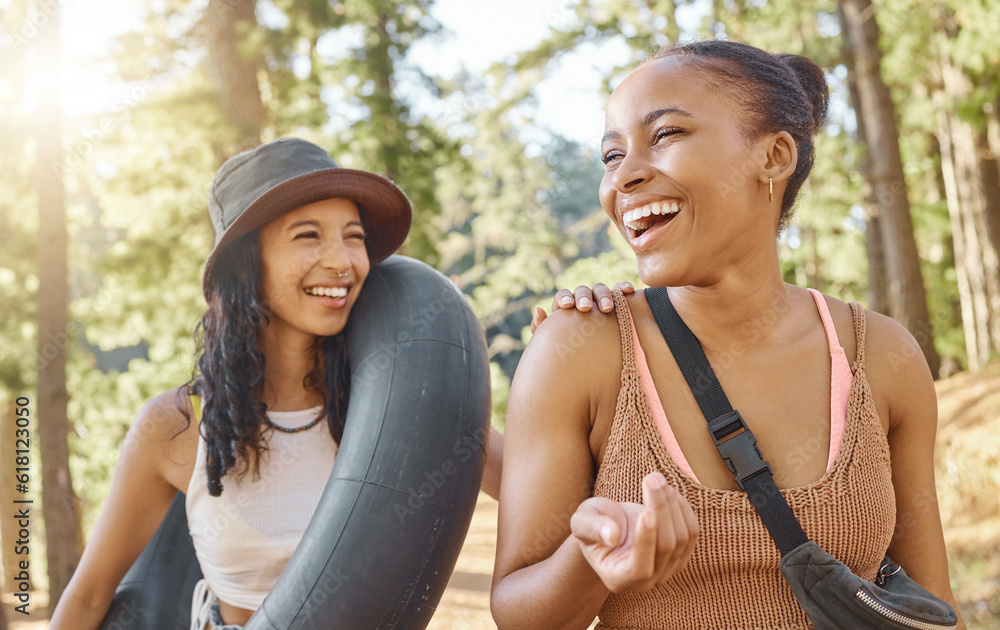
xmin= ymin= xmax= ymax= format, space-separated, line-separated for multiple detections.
xmin=935 ymin=362 xmax=1000 ymax=629
xmin=428 ymin=495 xmax=498 ymax=630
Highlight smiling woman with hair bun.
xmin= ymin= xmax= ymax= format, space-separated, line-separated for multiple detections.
xmin=492 ymin=40 xmax=964 ymax=629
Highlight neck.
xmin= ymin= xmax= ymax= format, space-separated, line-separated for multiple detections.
xmin=667 ymin=248 xmax=792 ymax=351
xmin=259 ymin=322 xmax=325 ymax=411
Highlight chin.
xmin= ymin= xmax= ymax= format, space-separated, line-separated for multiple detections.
xmin=314 ymin=321 xmax=349 ymax=338
xmin=291 ymin=313 xmax=349 ymax=338
xmin=636 ymin=254 xmax=685 ymax=289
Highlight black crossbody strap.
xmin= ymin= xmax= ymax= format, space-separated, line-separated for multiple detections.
xmin=644 ymin=287 xmax=809 ymax=557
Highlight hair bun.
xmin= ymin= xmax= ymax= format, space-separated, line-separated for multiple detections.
xmin=778 ymin=54 xmax=829 ymax=134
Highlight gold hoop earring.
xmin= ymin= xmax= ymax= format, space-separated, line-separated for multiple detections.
xmin=769 ymin=177 xmax=773 ymax=203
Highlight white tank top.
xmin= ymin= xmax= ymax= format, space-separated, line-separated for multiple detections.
xmin=185 ymin=398 xmax=337 ymax=611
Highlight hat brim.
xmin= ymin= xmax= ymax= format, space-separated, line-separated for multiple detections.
xmin=203 ymin=168 xmax=412 ymax=293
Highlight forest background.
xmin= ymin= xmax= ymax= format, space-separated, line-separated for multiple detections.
xmin=1 ymin=0 xmax=999 ymax=626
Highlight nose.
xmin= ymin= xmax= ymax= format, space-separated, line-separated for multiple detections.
xmin=612 ymin=149 xmax=653 ymax=194
xmin=318 ymin=236 xmax=352 ymax=274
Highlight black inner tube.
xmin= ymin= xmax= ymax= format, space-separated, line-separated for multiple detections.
xmin=98 ymin=255 xmax=491 ymax=629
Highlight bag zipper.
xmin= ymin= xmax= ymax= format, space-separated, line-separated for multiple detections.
xmin=856 ymin=587 xmax=957 ymax=629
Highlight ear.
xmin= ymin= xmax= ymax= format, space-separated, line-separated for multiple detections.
xmin=760 ymin=130 xmax=797 ymax=186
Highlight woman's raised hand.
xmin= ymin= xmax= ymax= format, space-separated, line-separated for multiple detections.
xmin=570 ymin=472 xmax=699 ymax=593
xmin=530 ymin=281 xmax=635 ymax=333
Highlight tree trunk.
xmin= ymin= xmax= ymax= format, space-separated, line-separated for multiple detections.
xmin=863 ymin=214 xmax=892 ymax=314
xmin=839 ymin=0 xmax=941 ymax=378
xmin=372 ymin=11 xmax=401 ymax=182
xmin=990 ymin=96 xmax=1000 ymax=164
xmin=931 ymin=19 xmax=1000 ymax=369
xmin=35 ymin=0 xmax=82 ymax=612
xmin=935 ymin=92 xmax=987 ymax=369
xmin=838 ymin=4 xmax=890 ymax=315
xmin=206 ymin=0 xmax=266 ymax=151
xmin=974 ymin=129 xmax=1000 ymax=352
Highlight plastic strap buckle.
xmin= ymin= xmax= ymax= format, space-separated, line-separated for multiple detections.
xmin=708 ymin=410 xmax=773 ymax=491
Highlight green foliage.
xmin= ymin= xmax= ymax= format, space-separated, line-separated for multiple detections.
xmin=0 ymin=0 xmax=40 ymax=396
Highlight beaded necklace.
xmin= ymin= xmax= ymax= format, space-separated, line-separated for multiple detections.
xmin=265 ymin=415 xmax=323 ymax=433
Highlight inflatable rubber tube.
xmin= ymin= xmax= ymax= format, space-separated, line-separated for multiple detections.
xmin=98 ymin=255 xmax=491 ymax=629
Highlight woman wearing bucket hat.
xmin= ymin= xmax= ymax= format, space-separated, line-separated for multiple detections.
xmin=52 ymin=137 xmax=504 ymax=629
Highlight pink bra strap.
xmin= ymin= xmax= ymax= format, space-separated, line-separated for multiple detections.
xmin=622 ymin=296 xmax=701 ymax=482
xmin=806 ymin=289 xmax=853 ymax=470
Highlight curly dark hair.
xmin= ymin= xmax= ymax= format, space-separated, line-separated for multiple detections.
xmin=185 ymin=231 xmax=350 ymax=496
xmin=650 ymin=40 xmax=830 ymax=231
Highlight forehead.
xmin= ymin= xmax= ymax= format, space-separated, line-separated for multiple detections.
xmin=605 ymin=56 xmax=738 ymax=132
xmin=272 ymin=198 xmax=362 ymax=227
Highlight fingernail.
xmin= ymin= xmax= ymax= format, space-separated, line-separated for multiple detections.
xmin=651 ymin=474 xmax=665 ymax=490
xmin=600 ymin=297 xmax=613 ymax=311
xmin=560 ymin=296 xmax=574 ymax=307
xmin=579 ymin=297 xmax=592 ymax=309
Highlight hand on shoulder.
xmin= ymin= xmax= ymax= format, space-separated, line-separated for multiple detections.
xmin=531 ymin=282 xmax=635 ymax=333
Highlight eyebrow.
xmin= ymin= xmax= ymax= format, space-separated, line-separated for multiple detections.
xmin=285 ymin=219 xmax=365 ymax=231
xmin=601 ymin=107 xmax=696 ymax=145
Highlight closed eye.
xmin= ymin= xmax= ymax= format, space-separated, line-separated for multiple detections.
xmin=602 ymin=150 xmax=624 ymax=165
xmin=294 ymin=231 xmax=319 ymax=240
xmin=347 ymin=231 xmax=366 ymax=241
xmin=655 ymin=127 xmax=684 ymax=141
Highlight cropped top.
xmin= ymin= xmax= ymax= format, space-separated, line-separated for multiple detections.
xmin=185 ymin=396 xmax=337 ymax=615
xmin=593 ymin=289 xmax=896 ymax=629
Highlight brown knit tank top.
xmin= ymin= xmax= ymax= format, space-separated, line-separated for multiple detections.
xmin=593 ymin=289 xmax=896 ymax=630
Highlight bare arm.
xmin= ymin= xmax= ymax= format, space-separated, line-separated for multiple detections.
xmin=867 ymin=313 xmax=966 ymax=629
xmin=492 ymin=309 xmax=698 ymax=629
xmin=480 ymin=427 xmax=503 ymax=501
xmin=490 ymin=278 xmax=637 ymax=501
xmin=50 ymin=390 xmax=193 ymax=629
xmin=492 ymin=309 xmax=614 ymax=628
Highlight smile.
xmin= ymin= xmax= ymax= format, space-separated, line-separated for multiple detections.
xmin=621 ymin=200 xmax=682 ymax=234
xmin=304 ymin=286 xmax=348 ymax=298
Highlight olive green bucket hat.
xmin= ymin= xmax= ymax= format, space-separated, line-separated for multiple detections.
xmin=202 ymin=137 xmax=412 ymax=297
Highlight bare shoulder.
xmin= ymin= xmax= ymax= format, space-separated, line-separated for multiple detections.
xmin=524 ymin=300 xmax=624 ymax=380
xmin=808 ymin=292 xmax=935 ymax=431
xmin=512 ymin=303 xmax=625 ymax=438
xmin=128 ymin=386 xmax=196 ymax=443
xmin=123 ymin=386 xmax=199 ymax=487
xmin=859 ymin=308 xmax=936 ymax=431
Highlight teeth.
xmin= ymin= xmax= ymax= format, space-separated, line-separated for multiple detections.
xmin=623 ymin=201 xmax=683 ymax=231
xmin=305 ymin=286 xmax=348 ymax=298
